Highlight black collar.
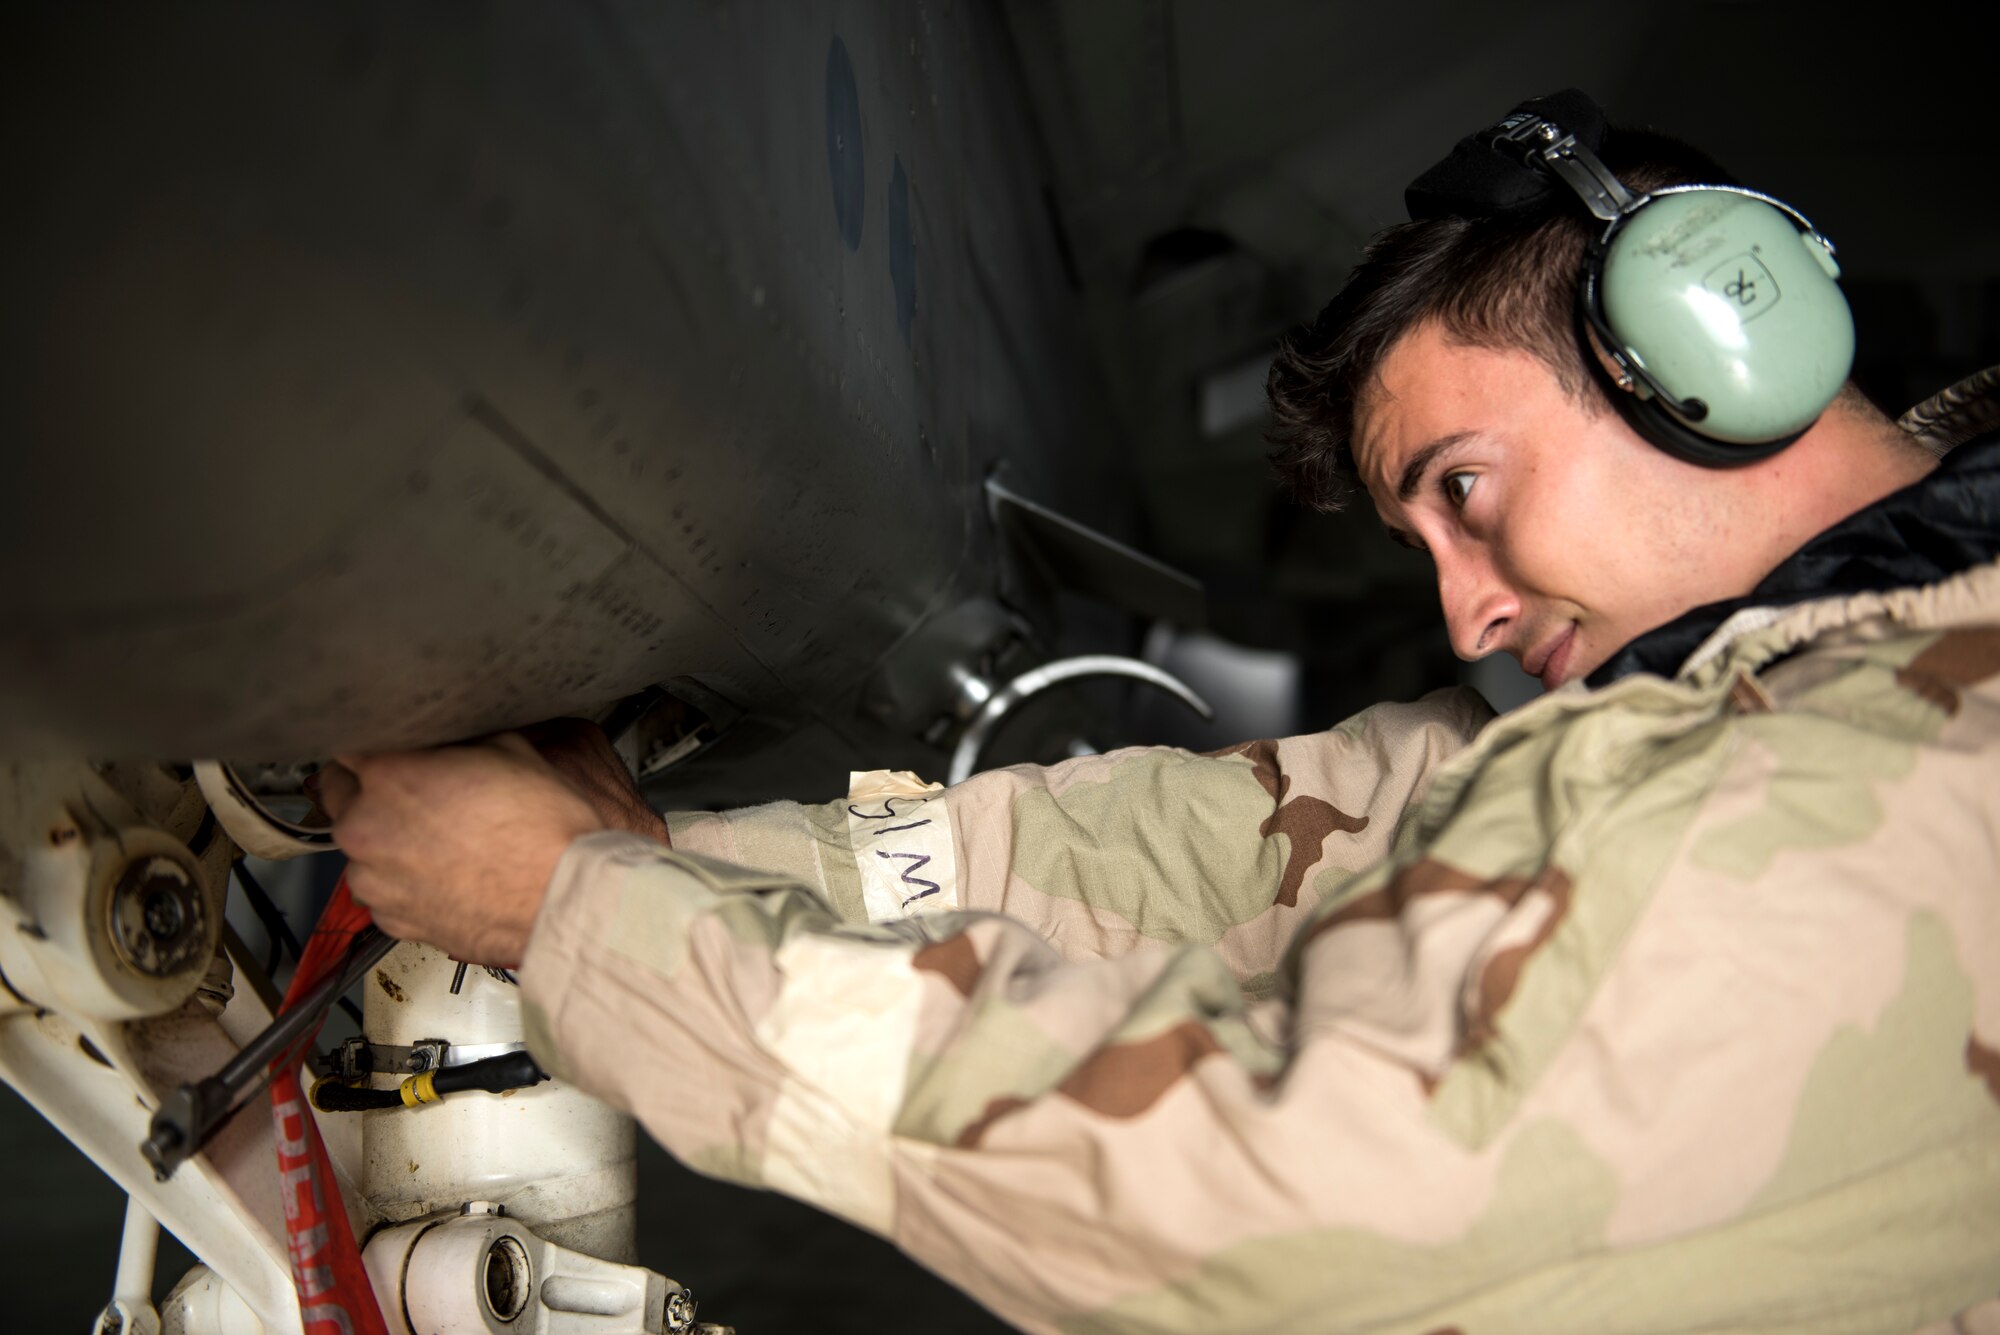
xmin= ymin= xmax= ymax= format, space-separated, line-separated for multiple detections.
xmin=1589 ymin=431 xmax=2000 ymax=686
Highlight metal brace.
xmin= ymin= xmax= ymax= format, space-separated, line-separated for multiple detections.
xmin=324 ymin=1036 xmax=530 ymax=1081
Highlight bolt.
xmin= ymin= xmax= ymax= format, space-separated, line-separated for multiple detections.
xmin=110 ymin=856 xmax=205 ymax=977
xmin=144 ymin=887 xmax=186 ymax=941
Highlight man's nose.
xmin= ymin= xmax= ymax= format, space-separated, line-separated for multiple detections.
xmin=1436 ymin=550 xmax=1521 ymax=661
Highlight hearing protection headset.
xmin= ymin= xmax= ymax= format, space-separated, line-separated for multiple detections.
xmin=1405 ymin=90 xmax=1855 ymax=467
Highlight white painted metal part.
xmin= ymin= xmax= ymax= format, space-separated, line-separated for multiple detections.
xmin=361 ymin=941 xmax=637 ymax=1263
xmin=0 ymin=765 xmax=222 ymax=1022
xmin=0 ymin=992 xmax=309 ymax=1332
xmin=2 ymin=761 xmax=699 ymax=1334
xmin=160 ymin=1265 xmax=269 ymax=1335
xmin=191 ymin=761 xmax=331 ymax=862
xmin=364 ymin=1209 xmax=687 ymax=1335
xmin=98 ymin=1194 xmax=166 ymax=1335
xmin=0 ymin=763 xmax=306 ymax=1334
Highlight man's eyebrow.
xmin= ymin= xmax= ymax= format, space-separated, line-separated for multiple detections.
xmin=1396 ymin=431 xmax=1477 ymax=503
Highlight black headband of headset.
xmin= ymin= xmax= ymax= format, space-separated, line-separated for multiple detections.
xmin=1401 ymin=88 xmax=1813 ymax=469
xmin=1404 ymin=88 xmax=1611 ymax=221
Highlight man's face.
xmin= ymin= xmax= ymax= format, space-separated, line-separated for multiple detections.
xmin=1355 ymin=321 xmax=1760 ymax=688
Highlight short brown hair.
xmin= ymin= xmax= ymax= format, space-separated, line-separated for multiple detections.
xmin=1265 ymin=129 xmax=1734 ymax=510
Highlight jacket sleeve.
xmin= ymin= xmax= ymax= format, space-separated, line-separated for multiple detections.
xmin=520 ymin=602 xmax=2000 ymax=1334
xmin=518 ymin=832 xmax=1425 ymax=1334
xmin=660 ymin=687 xmax=1492 ymax=988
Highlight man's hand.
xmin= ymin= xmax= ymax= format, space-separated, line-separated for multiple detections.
xmin=515 ymin=718 xmax=671 ymax=843
xmin=319 ymin=735 xmax=605 ymax=965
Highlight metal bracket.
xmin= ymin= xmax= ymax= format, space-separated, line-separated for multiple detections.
xmin=326 ymin=1035 xmax=529 ymax=1081
xmin=1486 ymin=112 xmax=1638 ymax=221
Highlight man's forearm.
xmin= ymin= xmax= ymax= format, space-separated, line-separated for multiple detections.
xmin=664 ymin=687 xmax=1494 ymax=984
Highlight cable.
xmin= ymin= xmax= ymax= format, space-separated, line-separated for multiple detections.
xmin=232 ymin=860 xmax=300 ymax=978
xmin=232 ymin=860 xmax=363 ymax=1028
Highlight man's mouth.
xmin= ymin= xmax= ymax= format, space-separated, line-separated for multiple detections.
xmin=1527 ymin=624 xmax=1578 ymax=690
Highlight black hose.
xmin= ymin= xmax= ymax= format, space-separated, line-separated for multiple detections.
xmin=231 ymin=860 xmax=301 ymax=977
xmin=234 ymin=859 xmax=364 ymax=1029
xmin=310 ymin=1051 xmax=547 ymax=1114
xmin=433 ymin=1051 xmax=547 ymax=1097
xmin=310 ymin=1081 xmax=402 ymax=1113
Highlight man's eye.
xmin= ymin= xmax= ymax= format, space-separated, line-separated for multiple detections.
xmin=1442 ymin=471 xmax=1477 ymax=507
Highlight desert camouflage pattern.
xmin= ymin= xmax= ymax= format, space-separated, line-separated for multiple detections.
xmin=520 ymin=558 xmax=2000 ymax=1334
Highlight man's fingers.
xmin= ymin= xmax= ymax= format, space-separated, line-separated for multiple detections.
xmin=343 ymin=866 xmax=409 ymax=935
xmin=343 ymin=871 xmax=385 ymax=927
xmin=371 ymin=913 xmax=420 ymax=943
xmin=313 ymin=733 xmax=597 ymax=962
xmin=317 ymin=762 xmax=361 ymax=820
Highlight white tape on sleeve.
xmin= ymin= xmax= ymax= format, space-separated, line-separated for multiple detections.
xmin=843 ymin=770 xmax=957 ymax=922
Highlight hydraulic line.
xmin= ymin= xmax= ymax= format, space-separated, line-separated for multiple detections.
xmin=311 ymin=1049 xmax=548 ymax=1113
xmin=231 ymin=859 xmax=301 ymax=976
xmin=232 ymin=859 xmax=364 ymax=1028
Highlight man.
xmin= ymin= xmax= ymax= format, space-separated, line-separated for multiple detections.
xmin=324 ymin=94 xmax=2000 ymax=1332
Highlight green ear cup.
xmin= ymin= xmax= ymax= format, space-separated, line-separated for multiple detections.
xmin=1600 ymin=189 xmax=1855 ymax=444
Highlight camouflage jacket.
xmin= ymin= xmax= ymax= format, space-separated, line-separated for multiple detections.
xmin=521 ymin=430 xmax=2000 ymax=1333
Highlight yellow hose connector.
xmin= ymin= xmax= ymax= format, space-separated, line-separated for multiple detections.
xmin=399 ymin=1070 xmax=441 ymax=1108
